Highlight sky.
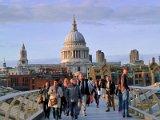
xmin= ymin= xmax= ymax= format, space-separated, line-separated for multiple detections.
xmin=0 ymin=0 xmax=160 ymax=66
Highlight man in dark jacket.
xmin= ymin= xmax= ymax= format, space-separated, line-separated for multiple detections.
xmin=105 ymin=76 xmax=115 ymax=112
xmin=121 ymin=68 xmax=132 ymax=118
xmin=67 ymin=78 xmax=81 ymax=120
xmin=78 ymin=73 xmax=90 ymax=116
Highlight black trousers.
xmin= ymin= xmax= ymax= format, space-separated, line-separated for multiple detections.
xmin=53 ymin=108 xmax=59 ymax=120
xmin=43 ymin=99 xmax=50 ymax=118
xmin=94 ymin=91 xmax=99 ymax=106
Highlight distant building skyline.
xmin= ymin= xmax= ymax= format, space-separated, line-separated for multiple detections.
xmin=0 ymin=0 xmax=160 ymax=66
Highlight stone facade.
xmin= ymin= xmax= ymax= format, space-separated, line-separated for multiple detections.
xmin=89 ymin=57 xmax=160 ymax=86
xmin=96 ymin=50 xmax=106 ymax=64
xmin=130 ymin=49 xmax=139 ymax=64
xmin=89 ymin=64 xmax=111 ymax=80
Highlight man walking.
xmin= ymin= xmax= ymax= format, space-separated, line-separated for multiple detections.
xmin=121 ymin=68 xmax=132 ymax=118
xmin=105 ymin=76 xmax=115 ymax=112
xmin=67 ymin=78 xmax=81 ymax=120
xmin=78 ymin=73 xmax=90 ymax=116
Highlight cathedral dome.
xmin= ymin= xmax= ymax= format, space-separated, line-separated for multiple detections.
xmin=64 ymin=31 xmax=86 ymax=44
xmin=64 ymin=16 xmax=86 ymax=45
xmin=61 ymin=16 xmax=90 ymax=64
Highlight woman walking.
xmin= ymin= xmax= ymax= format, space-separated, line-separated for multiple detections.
xmin=48 ymin=80 xmax=63 ymax=120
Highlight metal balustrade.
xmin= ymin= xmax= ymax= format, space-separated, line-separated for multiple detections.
xmin=0 ymin=89 xmax=42 ymax=120
xmin=129 ymin=85 xmax=160 ymax=120
xmin=0 ymin=85 xmax=160 ymax=120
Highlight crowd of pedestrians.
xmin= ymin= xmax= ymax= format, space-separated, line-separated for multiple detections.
xmin=38 ymin=68 xmax=132 ymax=120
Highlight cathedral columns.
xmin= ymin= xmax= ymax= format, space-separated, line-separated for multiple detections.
xmin=73 ymin=50 xmax=75 ymax=58
xmin=71 ymin=51 xmax=73 ymax=59
xmin=75 ymin=50 xmax=77 ymax=58
xmin=68 ymin=51 xmax=69 ymax=59
xmin=78 ymin=50 xmax=80 ymax=58
xmin=62 ymin=49 xmax=89 ymax=60
xmin=65 ymin=51 xmax=67 ymax=59
xmin=84 ymin=50 xmax=86 ymax=58
xmin=64 ymin=51 xmax=65 ymax=59
xmin=67 ymin=51 xmax=69 ymax=59
xmin=81 ymin=50 xmax=83 ymax=58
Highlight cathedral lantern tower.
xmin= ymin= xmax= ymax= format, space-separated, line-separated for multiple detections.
xmin=18 ymin=43 xmax=28 ymax=67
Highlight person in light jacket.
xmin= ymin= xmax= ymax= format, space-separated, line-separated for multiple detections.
xmin=48 ymin=80 xmax=63 ymax=120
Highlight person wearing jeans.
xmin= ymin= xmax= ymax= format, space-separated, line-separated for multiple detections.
xmin=116 ymin=77 xmax=122 ymax=112
xmin=121 ymin=68 xmax=131 ymax=118
xmin=67 ymin=78 xmax=81 ymax=120
xmin=122 ymin=90 xmax=129 ymax=116
xmin=118 ymin=93 xmax=122 ymax=112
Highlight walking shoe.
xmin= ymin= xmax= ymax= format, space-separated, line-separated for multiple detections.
xmin=97 ymin=105 xmax=99 ymax=108
xmin=105 ymin=109 xmax=110 ymax=112
xmin=127 ymin=115 xmax=132 ymax=118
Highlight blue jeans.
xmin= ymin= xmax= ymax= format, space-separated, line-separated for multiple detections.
xmin=118 ymin=93 xmax=122 ymax=111
xmin=69 ymin=102 xmax=78 ymax=119
xmin=122 ymin=90 xmax=129 ymax=116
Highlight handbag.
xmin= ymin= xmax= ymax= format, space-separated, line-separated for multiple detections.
xmin=48 ymin=93 xmax=58 ymax=107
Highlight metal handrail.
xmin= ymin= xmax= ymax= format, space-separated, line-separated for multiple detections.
xmin=128 ymin=86 xmax=160 ymax=120
xmin=0 ymin=89 xmax=39 ymax=101
xmin=129 ymin=106 xmax=160 ymax=120
xmin=129 ymin=86 xmax=160 ymax=90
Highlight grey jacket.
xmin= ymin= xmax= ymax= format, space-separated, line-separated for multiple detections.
xmin=67 ymin=84 xmax=81 ymax=103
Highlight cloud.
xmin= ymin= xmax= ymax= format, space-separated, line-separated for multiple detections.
xmin=0 ymin=1 xmax=159 ymax=25
xmin=111 ymin=6 xmax=160 ymax=24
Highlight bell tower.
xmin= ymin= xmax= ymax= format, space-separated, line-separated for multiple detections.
xmin=18 ymin=43 xmax=28 ymax=67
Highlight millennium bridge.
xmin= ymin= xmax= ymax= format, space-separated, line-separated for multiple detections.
xmin=0 ymin=84 xmax=160 ymax=120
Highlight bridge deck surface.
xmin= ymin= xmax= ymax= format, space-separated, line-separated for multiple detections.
xmin=41 ymin=98 xmax=137 ymax=120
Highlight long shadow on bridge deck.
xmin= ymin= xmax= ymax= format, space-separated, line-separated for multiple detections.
xmin=41 ymin=98 xmax=137 ymax=120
